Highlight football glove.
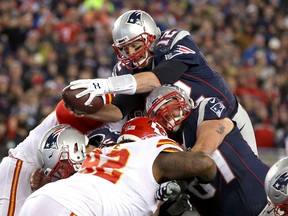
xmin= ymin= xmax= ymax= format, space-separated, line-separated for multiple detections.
xmin=155 ymin=180 xmax=182 ymax=201
xmin=70 ymin=75 xmax=137 ymax=106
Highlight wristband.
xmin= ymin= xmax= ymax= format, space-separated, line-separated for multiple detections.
xmin=107 ymin=74 xmax=137 ymax=95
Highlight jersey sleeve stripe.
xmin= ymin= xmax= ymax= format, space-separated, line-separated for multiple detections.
xmin=156 ymin=138 xmax=183 ymax=152
xmin=161 ymin=147 xmax=182 ymax=153
xmin=103 ymin=93 xmax=115 ymax=104
xmin=8 ymin=159 xmax=23 ymax=216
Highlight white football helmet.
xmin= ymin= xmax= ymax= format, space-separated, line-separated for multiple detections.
xmin=112 ymin=10 xmax=161 ymax=69
xmin=38 ymin=124 xmax=89 ymax=181
xmin=146 ymin=84 xmax=194 ymax=132
xmin=265 ymin=157 xmax=288 ymax=215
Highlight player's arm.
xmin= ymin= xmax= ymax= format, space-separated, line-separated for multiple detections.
xmin=69 ymin=60 xmax=188 ymax=106
xmin=153 ymin=150 xmax=216 ymax=184
xmin=84 ymin=103 xmax=123 ymax=122
xmin=192 ymin=118 xmax=234 ymax=155
xmin=30 ymin=168 xmax=51 ymax=191
xmin=84 ymin=93 xmax=144 ymax=122
xmin=134 ymin=60 xmax=188 ymax=92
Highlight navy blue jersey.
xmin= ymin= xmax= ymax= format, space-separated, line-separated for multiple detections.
xmin=153 ymin=29 xmax=237 ymax=115
xmin=112 ymin=28 xmax=237 ymax=119
xmin=180 ymin=98 xmax=269 ymax=216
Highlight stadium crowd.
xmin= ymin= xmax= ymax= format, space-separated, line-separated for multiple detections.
xmin=0 ymin=0 xmax=287 ymax=160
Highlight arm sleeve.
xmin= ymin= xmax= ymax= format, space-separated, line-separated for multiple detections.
xmin=151 ymin=60 xmax=189 ymax=84
xmin=112 ymin=94 xmax=143 ymax=117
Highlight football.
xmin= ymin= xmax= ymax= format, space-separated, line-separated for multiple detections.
xmin=62 ymin=85 xmax=104 ymax=114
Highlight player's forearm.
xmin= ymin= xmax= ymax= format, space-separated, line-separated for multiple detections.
xmin=186 ymin=151 xmax=217 ymax=182
xmin=192 ymin=118 xmax=234 ymax=155
xmin=133 ymin=72 xmax=161 ymax=93
xmin=156 ymin=151 xmax=216 ymax=183
xmin=86 ymin=104 xmax=123 ymax=122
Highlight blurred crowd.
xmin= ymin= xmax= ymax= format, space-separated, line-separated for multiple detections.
xmin=0 ymin=0 xmax=287 ymax=159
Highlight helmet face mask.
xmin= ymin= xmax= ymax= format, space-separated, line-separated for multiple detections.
xmin=274 ymin=204 xmax=288 ymax=216
xmin=39 ymin=124 xmax=89 ymax=181
xmin=112 ymin=33 xmax=155 ymax=69
xmin=117 ymin=117 xmax=167 ymax=143
xmin=146 ymin=85 xmax=193 ymax=132
xmin=45 ymin=156 xmax=76 ymax=181
xmin=112 ymin=10 xmax=161 ymax=69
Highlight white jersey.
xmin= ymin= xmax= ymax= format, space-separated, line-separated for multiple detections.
xmin=25 ymin=136 xmax=182 ymax=216
xmin=9 ymin=111 xmax=58 ymax=166
xmin=0 ymin=111 xmax=58 ymax=216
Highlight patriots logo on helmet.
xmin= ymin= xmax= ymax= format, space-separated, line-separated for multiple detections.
xmin=126 ymin=11 xmax=142 ymax=25
xmin=44 ymin=127 xmax=64 ymax=149
xmin=210 ymin=101 xmax=225 ymax=117
xmin=273 ymin=171 xmax=288 ymax=195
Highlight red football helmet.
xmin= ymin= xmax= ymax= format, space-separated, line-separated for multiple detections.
xmin=117 ymin=117 xmax=167 ymax=143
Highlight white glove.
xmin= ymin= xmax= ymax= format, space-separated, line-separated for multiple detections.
xmin=70 ymin=79 xmax=109 ymax=106
xmin=70 ymin=75 xmax=137 ymax=106
xmin=155 ymin=180 xmax=182 ymax=201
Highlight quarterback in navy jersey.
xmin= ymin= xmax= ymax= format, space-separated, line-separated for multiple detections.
xmin=68 ymin=10 xmax=257 ymax=155
xmin=146 ymin=85 xmax=271 ymax=216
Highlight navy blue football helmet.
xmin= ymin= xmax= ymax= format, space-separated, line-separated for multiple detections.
xmin=88 ymin=127 xmax=120 ymax=148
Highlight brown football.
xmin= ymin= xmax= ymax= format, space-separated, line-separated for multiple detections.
xmin=62 ymin=85 xmax=104 ymax=114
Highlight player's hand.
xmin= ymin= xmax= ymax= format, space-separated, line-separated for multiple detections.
xmin=167 ymin=194 xmax=194 ymax=216
xmin=155 ymin=180 xmax=182 ymax=201
xmin=30 ymin=168 xmax=51 ymax=191
xmin=70 ymin=79 xmax=109 ymax=106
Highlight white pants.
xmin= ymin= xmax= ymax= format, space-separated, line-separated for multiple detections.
xmin=0 ymin=157 xmax=37 ymax=216
xmin=19 ymin=195 xmax=75 ymax=216
xmin=232 ymin=103 xmax=258 ymax=156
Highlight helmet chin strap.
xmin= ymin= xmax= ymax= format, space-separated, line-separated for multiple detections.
xmin=136 ymin=51 xmax=153 ymax=69
xmin=168 ymin=110 xmax=184 ymax=132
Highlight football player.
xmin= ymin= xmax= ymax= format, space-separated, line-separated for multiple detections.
xmin=145 ymin=84 xmax=271 ymax=216
xmin=0 ymin=123 xmax=88 ymax=216
xmin=0 ymin=99 xmax=119 ymax=216
xmin=68 ymin=9 xmax=258 ymax=156
xmin=19 ymin=117 xmax=216 ymax=216
xmin=30 ymin=125 xmax=120 ymax=190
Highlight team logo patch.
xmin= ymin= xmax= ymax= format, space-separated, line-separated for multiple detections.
xmin=273 ymin=171 xmax=288 ymax=195
xmin=126 ymin=11 xmax=142 ymax=25
xmin=44 ymin=127 xmax=64 ymax=149
xmin=210 ymin=102 xmax=225 ymax=117
xmin=175 ymin=45 xmax=196 ymax=54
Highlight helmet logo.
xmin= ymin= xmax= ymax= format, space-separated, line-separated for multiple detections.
xmin=126 ymin=11 xmax=142 ymax=26
xmin=44 ymin=127 xmax=64 ymax=149
xmin=273 ymin=171 xmax=288 ymax=195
